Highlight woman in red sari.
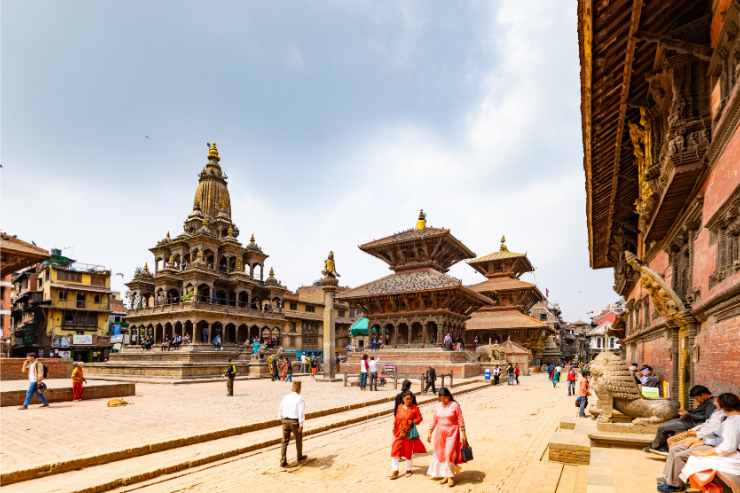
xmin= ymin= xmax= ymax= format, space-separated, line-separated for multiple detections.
xmin=427 ymin=387 xmax=467 ymax=487
xmin=390 ymin=391 xmax=426 ymax=479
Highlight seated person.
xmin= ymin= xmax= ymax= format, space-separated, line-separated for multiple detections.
xmin=647 ymin=385 xmax=715 ymax=454
xmin=670 ymin=393 xmax=740 ymax=493
xmin=640 ymin=366 xmax=660 ymax=388
xmin=657 ymin=397 xmax=725 ymax=491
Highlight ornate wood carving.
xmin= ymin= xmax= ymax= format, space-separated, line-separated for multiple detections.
xmin=707 ymin=184 xmax=740 ymax=288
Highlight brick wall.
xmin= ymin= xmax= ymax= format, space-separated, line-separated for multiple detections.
xmin=694 ymin=316 xmax=740 ymax=395
xmin=0 ymin=358 xmax=73 ymax=380
xmin=0 ymin=382 xmax=135 ymax=406
xmin=634 ymin=333 xmax=673 ymax=386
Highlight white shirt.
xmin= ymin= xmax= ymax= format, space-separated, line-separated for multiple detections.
xmin=360 ymin=360 xmax=368 ymax=373
xmin=278 ymin=392 xmax=305 ymax=426
xmin=300 ymin=355 xmax=307 ymax=364
xmin=368 ymin=359 xmax=378 ymax=373
xmin=694 ymin=409 xmax=726 ymax=446
xmin=26 ymin=361 xmax=39 ymax=383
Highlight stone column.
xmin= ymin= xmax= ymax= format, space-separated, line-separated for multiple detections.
xmin=318 ymin=276 xmax=339 ymax=381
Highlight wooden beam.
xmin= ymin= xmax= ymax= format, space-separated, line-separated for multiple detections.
xmin=605 ymin=0 xmax=643 ymax=266
xmin=635 ymin=31 xmax=712 ymax=61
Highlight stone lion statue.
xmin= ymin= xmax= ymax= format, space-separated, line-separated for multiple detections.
xmin=476 ymin=344 xmax=503 ymax=362
xmin=588 ymin=352 xmax=678 ymax=424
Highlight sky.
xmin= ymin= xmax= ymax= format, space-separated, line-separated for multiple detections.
xmin=1 ymin=1 xmax=616 ymax=321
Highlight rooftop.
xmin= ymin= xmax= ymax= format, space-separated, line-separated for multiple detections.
xmin=465 ymin=306 xmax=551 ymax=332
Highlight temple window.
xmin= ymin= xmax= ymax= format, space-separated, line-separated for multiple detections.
xmin=76 ymin=293 xmax=86 ymax=308
xmin=707 ymin=186 xmax=740 ymax=287
xmin=305 ymin=304 xmax=315 ymax=313
xmin=290 ymin=302 xmax=298 ymax=310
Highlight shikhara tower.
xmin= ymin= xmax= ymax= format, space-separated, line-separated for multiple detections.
xmin=126 ymin=143 xmax=287 ymax=346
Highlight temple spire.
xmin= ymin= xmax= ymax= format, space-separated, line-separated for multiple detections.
xmin=415 ymin=209 xmax=427 ymax=231
xmin=500 ymin=235 xmax=509 ymax=252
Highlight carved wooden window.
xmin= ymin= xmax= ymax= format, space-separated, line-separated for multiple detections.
xmin=707 ymin=186 xmax=740 ymax=287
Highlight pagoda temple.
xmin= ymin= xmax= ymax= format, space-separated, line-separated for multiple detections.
xmin=125 ymin=143 xmax=288 ymax=347
xmin=464 ymin=236 xmax=554 ymax=362
xmin=337 ymin=210 xmax=490 ymax=346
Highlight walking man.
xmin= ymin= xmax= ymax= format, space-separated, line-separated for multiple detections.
xmin=493 ymin=365 xmax=501 ymax=386
xmin=506 ymin=363 xmax=515 ymax=385
xmin=515 ymin=363 xmax=521 ymax=385
xmin=424 ymin=366 xmax=437 ymax=394
xmin=278 ymin=381 xmax=307 ymax=467
xmin=368 ymin=356 xmax=379 ymax=391
xmin=225 ymin=358 xmax=237 ymax=396
xmin=300 ymin=353 xmax=307 ymax=374
xmin=19 ymin=353 xmax=49 ymax=410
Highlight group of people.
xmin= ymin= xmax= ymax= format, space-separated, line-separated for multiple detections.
xmin=268 ymin=354 xmax=296 ymax=382
xmin=18 ymin=353 xmax=89 ymax=409
xmin=359 ymin=354 xmax=382 ymax=390
xmin=160 ymin=334 xmax=190 ymax=351
xmin=649 ymin=385 xmax=740 ymax=493
xmin=298 ymin=353 xmax=321 ymax=376
xmin=441 ymin=333 xmax=466 ymax=352
xmin=489 ymin=363 xmax=520 ymax=385
xmin=277 ymin=378 xmax=471 ymax=487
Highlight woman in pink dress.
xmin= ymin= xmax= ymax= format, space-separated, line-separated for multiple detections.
xmin=427 ymin=387 xmax=467 ymax=487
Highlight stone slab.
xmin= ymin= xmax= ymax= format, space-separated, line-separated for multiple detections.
xmin=548 ymin=430 xmax=591 ymax=465
xmin=560 ymin=416 xmax=577 ymax=429
xmin=596 ymin=421 xmax=659 ymax=434
xmin=587 ymin=431 xmax=653 ymax=448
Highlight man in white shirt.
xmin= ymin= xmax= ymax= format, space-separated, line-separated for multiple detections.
xmin=278 ymin=381 xmax=306 ymax=467
xmin=300 ymin=353 xmax=307 ymax=374
xmin=19 ymin=353 xmax=49 ymax=410
xmin=368 ymin=357 xmax=378 ymax=391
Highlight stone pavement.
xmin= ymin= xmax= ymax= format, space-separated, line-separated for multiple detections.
xmin=0 ymin=376 xmax=403 ymax=476
xmin=111 ymin=374 xmax=594 ymax=493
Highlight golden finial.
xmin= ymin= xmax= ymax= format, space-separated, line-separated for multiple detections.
xmin=250 ymin=233 xmax=256 ymax=244
xmin=144 ymin=262 xmax=150 ymax=272
xmin=269 ymin=267 xmax=275 ymax=277
xmin=415 ymin=209 xmax=427 ymax=231
xmin=207 ymin=142 xmax=220 ymax=162
xmin=227 ymin=224 xmax=234 ymax=237
xmin=500 ymin=235 xmax=509 ymax=252
xmin=166 ymin=231 xmax=171 ymax=240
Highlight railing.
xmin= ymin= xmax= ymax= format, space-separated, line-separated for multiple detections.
xmin=128 ymin=300 xmax=284 ymax=319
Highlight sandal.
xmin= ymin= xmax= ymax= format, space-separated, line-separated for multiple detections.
xmin=389 ymin=471 xmax=400 ymax=480
xmin=447 ymin=478 xmax=455 ymax=487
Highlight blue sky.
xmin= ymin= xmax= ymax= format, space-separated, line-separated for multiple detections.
xmin=1 ymin=1 xmax=616 ymax=321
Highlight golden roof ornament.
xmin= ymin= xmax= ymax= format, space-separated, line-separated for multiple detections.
xmin=166 ymin=231 xmax=171 ymax=240
xmin=415 ymin=209 xmax=427 ymax=231
xmin=227 ymin=224 xmax=234 ymax=237
xmin=207 ymin=142 xmax=220 ymax=162
xmin=143 ymin=262 xmax=150 ymax=273
xmin=500 ymin=235 xmax=509 ymax=252
xmin=269 ymin=267 xmax=275 ymax=277
xmin=250 ymin=233 xmax=256 ymax=244
xmin=322 ymin=250 xmax=340 ymax=278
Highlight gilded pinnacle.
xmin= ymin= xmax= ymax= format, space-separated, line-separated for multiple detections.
xmin=415 ymin=209 xmax=427 ymax=231
xmin=207 ymin=142 xmax=220 ymax=162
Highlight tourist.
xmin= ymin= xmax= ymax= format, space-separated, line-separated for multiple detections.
xmin=300 ymin=353 xmax=307 ymax=373
xmin=576 ymin=370 xmax=590 ymax=417
xmin=424 ymin=366 xmax=437 ymax=394
xmin=566 ymin=365 xmax=577 ymax=396
xmin=443 ymin=333 xmax=453 ymax=351
xmin=369 ymin=356 xmax=379 ymax=391
xmin=657 ymin=396 xmax=726 ymax=492
xmin=506 ymin=363 xmax=515 ymax=385
xmin=672 ymin=393 xmax=740 ymax=493
xmin=629 ymin=363 xmax=642 ymax=385
xmin=547 ymin=362 xmax=554 ymax=381
xmin=225 ymin=358 xmax=237 ymax=396
xmin=310 ymin=357 xmax=319 ymax=378
xmin=71 ymin=361 xmax=87 ymax=401
xmin=639 ymin=365 xmax=660 ymax=388
xmin=514 ymin=363 xmax=521 ymax=385
xmin=19 ymin=353 xmax=49 ymax=410
xmin=394 ymin=379 xmax=417 ymax=415
xmin=390 ymin=391 xmax=426 ymax=479
xmin=359 ymin=354 xmax=369 ymax=390
xmin=286 ymin=358 xmax=293 ymax=383
xmin=271 ymin=355 xmax=280 ymax=381
xmin=427 ymin=387 xmax=467 ymax=487
xmin=492 ymin=365 xmax=501 ymax=386
xmin=278 ymin=381 xmax=307 ymax=467
xmin=552 ymin=363 xmax=562 ymax=388
xmin=472 ymin=335 xmax=479 ymax=352
xmin=279 ymin=357 xmax=288 ymax=381
xmin=647 ymin=385 xmax=715 ymax=455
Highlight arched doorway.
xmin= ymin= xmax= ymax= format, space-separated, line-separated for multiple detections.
xmin=196 ymin=320 xmax=209 ymax=343
xmin=225 ymin=323 xmax=236 ymax=344
xmin=397 ymin=323 xmax=409 ymax=345
xmin=426 ymin=321 xmax=438 ymax=344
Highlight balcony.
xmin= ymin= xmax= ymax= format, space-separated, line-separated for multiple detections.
xmin=128 ymin=300 xmax=285 ymax=320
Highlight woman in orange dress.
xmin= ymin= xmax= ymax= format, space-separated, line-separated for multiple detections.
xmin=390 ymin=391 xmax=426 ymax=479
xmin=427 ymin=387 xmax=467 ymax=487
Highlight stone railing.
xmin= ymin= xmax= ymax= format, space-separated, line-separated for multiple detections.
xmin=128 ymin=301 xmax=285 ymax=320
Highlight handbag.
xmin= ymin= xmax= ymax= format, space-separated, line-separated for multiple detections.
xmin=575 ymin=396 xmax=588 ymax=408
xmin=407 ymin=423 xmax=419 ymax=440
xmin=460 ymin=441 xmax=473 ymax=462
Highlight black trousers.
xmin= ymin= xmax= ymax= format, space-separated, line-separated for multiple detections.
xmin=493 ymin=375 xmax=500 ymax=385
xmin=424 ymin=380 xmax=437 ymax=394
xmin=651 ymin=418 xmax=692 ymax=451
xmin=227 ymin=377 xmax=234 ymax=396
xmin=280 ymin=419 xmax=302 ymax=464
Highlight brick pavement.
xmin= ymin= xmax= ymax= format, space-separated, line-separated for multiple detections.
xmin=110 ymin=374 xmax=594 ymax=493
xmin=0 ymin=376 xmax=401 ymax=476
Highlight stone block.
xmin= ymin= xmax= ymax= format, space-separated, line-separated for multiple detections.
xmin=596 ymin=421 xmax=659 ymax=434
xmin=548 ymin=430 xmax=591 ymax=465
xmin=1 ymin=383 xmax=135 ymax=406
xmin=560 ymin=416 xmax=577 ymax=429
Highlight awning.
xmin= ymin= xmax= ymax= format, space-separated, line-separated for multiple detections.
xmin=350 ymin=317 xmax=369 ymax=336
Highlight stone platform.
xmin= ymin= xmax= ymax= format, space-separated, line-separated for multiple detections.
xmin=86 ymin=347 xmax=269 ymax=381
xmin=345 ymin=348 xmax=481 ymax=378
xmin=0 ymin=379 xmax=135 ymax=406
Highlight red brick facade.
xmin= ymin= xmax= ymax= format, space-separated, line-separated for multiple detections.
xmin=0 ymin=358 xmax=73 ymax=380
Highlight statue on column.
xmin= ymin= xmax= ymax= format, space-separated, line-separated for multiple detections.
xmin=322 ymin=251 xmax=340 ymax=279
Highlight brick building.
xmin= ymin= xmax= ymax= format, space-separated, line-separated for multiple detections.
xmin=578 ymin=0 xmax=740 ymax=405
